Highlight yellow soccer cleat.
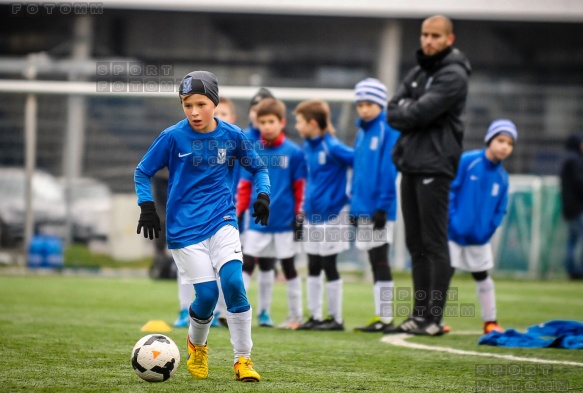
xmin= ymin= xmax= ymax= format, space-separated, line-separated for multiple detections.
xmin=186 ymin=338 xmax=208 ymax=379
xmin=234 ymin=356 xmax=261 ymax=382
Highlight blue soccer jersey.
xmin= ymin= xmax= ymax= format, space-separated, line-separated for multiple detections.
xmin=448 ymin=149 xmax=509 ymax=246
xmin=135 ymin=118 xmax=270 ymax=249
xmin=302 ymin=133 xmax=353 ymax=222
xmin=351 ymin=110 xmax=399 ymax=220
xmin=237 ymin=133 xmax=306 ymax=233
xmin=232 ymin=124 xmax=262 ymax=195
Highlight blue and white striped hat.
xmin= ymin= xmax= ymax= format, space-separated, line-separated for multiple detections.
xmin=484 ymin=119 xmax=518 ymax=144
xmin=354 ymin=78 xmax=387 ymax=109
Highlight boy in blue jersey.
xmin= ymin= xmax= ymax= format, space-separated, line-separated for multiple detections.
xmin=235 ymin=88 xmax=278 ymax=292
xmin=234 ymin=88 xmax=274 ymax=200
xmin=237 ymin=98 xmax=307 ymax=329
xmin=448 ymin=119 xmax=517 ymax=334
xmin=294 ymin=100 xmax=354 ymax=331
xmin=350 ymin=78 xmax=401 ymax=333
xmin=173 ymin=96 xmax=237 ymax=330
xmin=134 ymin=71 xmax=270 ymax=382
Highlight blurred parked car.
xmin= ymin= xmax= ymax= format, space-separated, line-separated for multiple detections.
xmin=0 ymin=168 xmax=66 ymax=248
xmin=60 ymin=177 xmax=112 ymax=243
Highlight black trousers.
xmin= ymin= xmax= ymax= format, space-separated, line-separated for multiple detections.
xmin=400 ymin=174 xmax=453 ymax=321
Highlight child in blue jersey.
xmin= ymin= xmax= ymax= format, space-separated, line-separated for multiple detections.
xmin=294 ymin=100 xmax=354 ymax=331
xmin=134 ymin=71 xmax=270 ymax=383
xmin=234 ymin=88 xmax=275 ymax=200
xmin=350 ymin=78 xmax=401 ymax=333
xmin=235 ymin=88 xmax=278 ymax=291
xmin=448 ymin=119 xmax=517 ymax=334
xmin=173 ymin=96 xmax=237 ymax=330
xmin=236 ymin=97 xmax=307 ymax=329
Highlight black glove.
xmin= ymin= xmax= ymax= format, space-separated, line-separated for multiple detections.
xmin=252 ymin=193 xmax=270 ymax=226
xmin=372 ymin=210 xmax=387 ymax=231
xmin=348 ymin=215 xmax=358 ymax=227
xmin=294 ymin=213 xmax=304 ymax=241
xmin=137 ymin=201 xmax=161 ymax=240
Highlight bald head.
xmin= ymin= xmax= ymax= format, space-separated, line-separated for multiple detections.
xmin=423 ymin=15 xmax=453 ymax=35
xmin=420 ymin=15 xmax=455 ymax=56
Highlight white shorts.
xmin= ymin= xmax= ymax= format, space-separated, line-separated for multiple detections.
xmin=171 ymin=224 xmax=243 ymax=285
xmin=355 ymin=218 xmax=395 ymax=251
xmin=448 ymin=240 xmax=493 ymax=272
xmin=302 ymin=209 xmax=351 ymax=257
xmin=243 ymin=230 xmax=296 ymax=259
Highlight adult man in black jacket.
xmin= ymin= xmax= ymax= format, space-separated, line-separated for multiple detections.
xmin=386 ymin=15 xmax=471 ymax=336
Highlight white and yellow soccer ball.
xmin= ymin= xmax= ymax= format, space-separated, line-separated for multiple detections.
xmin=131 ymin=334 xmax=180 ymax=382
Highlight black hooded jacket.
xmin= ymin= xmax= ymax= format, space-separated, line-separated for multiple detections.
xmin=388 ymin=47 xmax=472 ymax=179
xmin=560 ymin=134 xmax=583 ymax=220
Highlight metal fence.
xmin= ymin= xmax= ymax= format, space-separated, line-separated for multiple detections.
xmin=0 ymin=79 xmax=579 ymax=277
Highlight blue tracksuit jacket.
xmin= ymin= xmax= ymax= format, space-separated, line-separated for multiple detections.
xmin=350 ymin=110 xmax=399 ymax=220
xmin=448 ymin=149 xmax=509 ymax=246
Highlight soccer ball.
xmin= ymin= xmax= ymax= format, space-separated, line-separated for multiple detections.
xmin=131 ymin=334 xmax=181 ymax=382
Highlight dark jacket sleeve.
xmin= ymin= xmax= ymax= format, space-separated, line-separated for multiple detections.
xmin=388 ymin=65 xmax=468 ymax=132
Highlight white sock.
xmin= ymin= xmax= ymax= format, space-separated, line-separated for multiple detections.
xmin=227 ymin=309 xmax=253 ymax=364
xmin=476 ymin=277 xmax=497 ymax=322
xmin=188 ymin=313 xmax=212 ymax=346
xmin=286 ymin=277 xmax=303 ymax=320
xmin=307 ymin=274 xmax=323 ymax=320
xmin=374 ymin=280 xmax=394 ymax=324
xmin=258 ymin=270 xmax=275 ymax=314
xmin=215 ymin=278 xmax=227 ymax=315
xmin=177 ymin=273 xmax=194 ymax=309
xmin=326 ymin=279 xmax=343 ymax=323
xmin=242 ymin=271 xmax=251 ymax=292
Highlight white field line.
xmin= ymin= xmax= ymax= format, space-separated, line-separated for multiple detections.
xmin=381 ymin=333 xmax=583 ymax=367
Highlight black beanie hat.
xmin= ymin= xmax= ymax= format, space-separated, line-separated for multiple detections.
xmin=179 ymin=71 xmax=219 ymax=106
xmin=249 ymin=87 xmax=274 ymax=108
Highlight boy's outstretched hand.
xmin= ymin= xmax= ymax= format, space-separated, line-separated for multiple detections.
xmin=252 ymin=193 xmax=270 ymax=226
xmin=137 ymin=201 xmax=161 ymax=239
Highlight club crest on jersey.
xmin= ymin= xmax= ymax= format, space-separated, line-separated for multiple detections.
xmin=492 ymin=183 xmax=500 ymax=196
xmin=318 ymin=151 xmax=326 ymax=165
xmin=217 ymin=148 xmax=227 ymax=164
xmin=370 ymin=137 xmax=379 ymax=151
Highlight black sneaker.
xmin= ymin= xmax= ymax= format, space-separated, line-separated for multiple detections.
xmin=297 ymin=316 xmax=322 ymax=330
xmin=383 ymin=316 xmax=426 ymax=334
xmin=354 ymin=317 xmax=393 ymax=333
xmin=312 ymin=317 xmax=344 ymax=331
xmin=409 ymin=321 xmax=446 ymax=336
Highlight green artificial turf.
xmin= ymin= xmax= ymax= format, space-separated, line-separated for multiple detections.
xmin=0 ymin=272 xmax=581 ymax=392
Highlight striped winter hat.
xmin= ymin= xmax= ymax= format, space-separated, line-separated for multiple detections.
xmin=354 ymin=78 xmax=387 ymax=109
xmin=484 ymin=119 xmax=518 ymax=145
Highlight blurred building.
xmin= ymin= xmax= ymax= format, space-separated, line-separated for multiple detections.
xmin=1 ymin=1 xmax=582 ymax=192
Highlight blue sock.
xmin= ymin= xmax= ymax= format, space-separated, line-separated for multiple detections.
xmin=189 ymin=281 xmax=219 ymax=320
xmin=219 ymin=260 xmax=251 ymax=313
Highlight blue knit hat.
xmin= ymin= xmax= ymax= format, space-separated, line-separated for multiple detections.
xmin=354 ymin=78 xmax=387 ymax=109
xmin=484 ymin=119 xmax=518 ymax=145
